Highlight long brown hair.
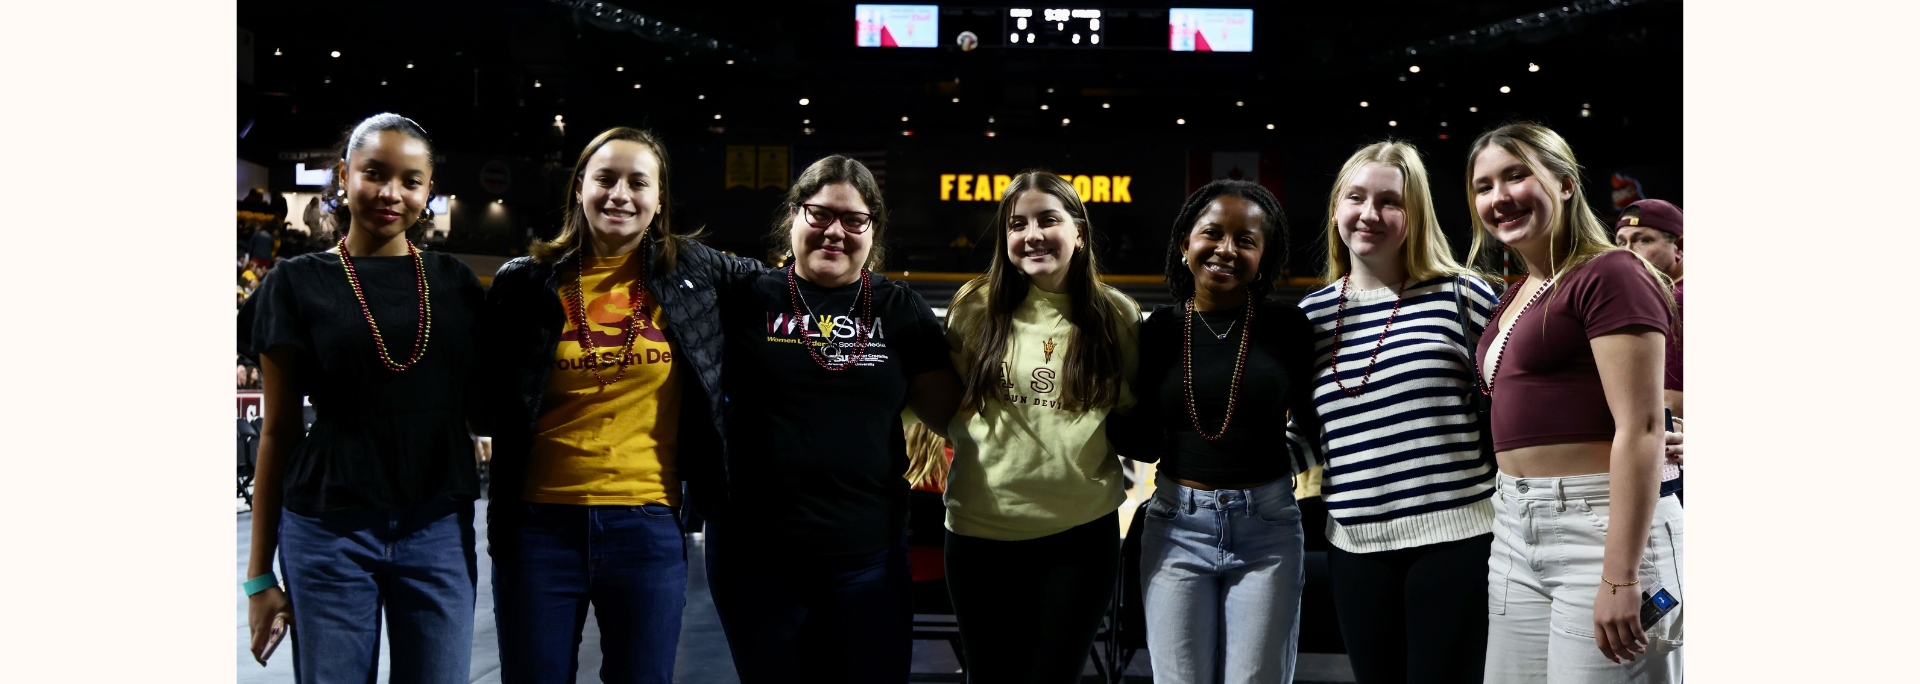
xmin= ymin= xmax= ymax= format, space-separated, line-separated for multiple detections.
xmin=950 ymin=171 xmax=1136 ymax=413
xmin=768 ymin=155 xmax=890 ymax=270
xmin=530 ymin=127 xmax=700 ymax=271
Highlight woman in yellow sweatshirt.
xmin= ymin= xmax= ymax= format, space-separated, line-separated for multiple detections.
xmin=942 ymin=170 xmax=1141 ymax=683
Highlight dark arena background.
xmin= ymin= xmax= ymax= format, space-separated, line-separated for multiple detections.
xmin=235 ymin=1 xmax=1682 ymax=681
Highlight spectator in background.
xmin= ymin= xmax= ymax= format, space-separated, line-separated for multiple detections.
xmin=248 ymin=222 xmax=277 ymax=269
xmin=1613 ymin=200 xmax=1683 ymax=418
xmin=303 ymin=195 xmax=324 ymax=235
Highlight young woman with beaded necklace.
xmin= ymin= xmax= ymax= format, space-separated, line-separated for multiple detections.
xmin=702 ymin=155 xmax=961 ymax=684
xmin=238 ymin=113 xmax=487 ymax=680
xmin=1109 ymin=180 xmax=1321 ymax=684
xmin=1466 ymin=123 xmax=1682 ymax=683
xmin=941 ymin=171 xmax=1140 ymax=682
xmin=481 ymin=127 xmax=763 ymax=684
xmin=1287 ymin=141 xmax=1505 ymax=684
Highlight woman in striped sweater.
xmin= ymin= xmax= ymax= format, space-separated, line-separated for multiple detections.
xmin=1287 ymin=141 xmax=1502 ymax=684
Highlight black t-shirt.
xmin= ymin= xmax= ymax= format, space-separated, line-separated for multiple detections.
xmin=718 ymin=269 xmax=950 ymax=559
xmin=238 ymin=251 xmax=485 ymax=514
xmin=1141 ymin=302 xmax=1313 ymax=487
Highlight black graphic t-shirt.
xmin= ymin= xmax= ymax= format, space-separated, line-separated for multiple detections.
xmin=718 ymin=269 xmax=951 ymax=559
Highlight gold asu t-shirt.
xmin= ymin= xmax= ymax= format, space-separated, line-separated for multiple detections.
xmin=523 ymin=251 xmax=681 ymax=506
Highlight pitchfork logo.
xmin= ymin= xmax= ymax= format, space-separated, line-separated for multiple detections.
xmin=561 ymin=289 xmax=668 ymax=346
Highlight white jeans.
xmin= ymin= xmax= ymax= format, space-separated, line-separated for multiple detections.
xmin=1485 ymin=472 xmax=1684 ymax=683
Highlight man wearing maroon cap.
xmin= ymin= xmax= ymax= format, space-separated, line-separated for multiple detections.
xmin=1617 ymin=199 xmax=1685 ymax=502
xmin=1614 ymin=199 xmax=1683 ymax=414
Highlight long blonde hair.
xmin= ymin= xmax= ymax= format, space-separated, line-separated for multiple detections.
xmin=1320 ymin=140 xmax=1492 ymax=286
xmin=1464 ymin=123 xmax=1673 ymax=314
xmin=903 ymin=422 xmax=950 ymax=491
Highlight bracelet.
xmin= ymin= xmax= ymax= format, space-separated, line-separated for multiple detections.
xmin=243 ymin=573 xmax=279 ymax=596
xmin=1601 ymin=577 xmax=1640 ymax=595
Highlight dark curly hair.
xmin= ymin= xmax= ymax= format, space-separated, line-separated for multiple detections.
xmin=1162 ymin=180 xmax=1290 ymax=302
xmin=318 ymin=113 xmax=438 ymax=242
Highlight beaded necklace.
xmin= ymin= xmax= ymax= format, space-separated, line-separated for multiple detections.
xmin=787 ymin=264 xmax=873 ymax=371
xmin=1331 ymin=273 xmax=1408 ymax=396
xmin=1475 ymin=276 xmax=1555 ymax=396
xmin=337 ymin=237 xmax=431 ymax=372
xmin=1182 ymin=298 xmax=1254 ymax=441
xmin=568 ymin=249 xmax=651 ymax=387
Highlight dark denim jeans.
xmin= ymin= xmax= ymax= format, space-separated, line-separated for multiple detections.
xmin=278 ymin=497 xmax=478 ymax=684
xmin=703 ymin=522 xmax=912 ymax=684
xmin=491 ymin=502 xmax=688 ymax=684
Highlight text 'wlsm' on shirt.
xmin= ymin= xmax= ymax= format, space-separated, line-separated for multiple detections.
xmin=1474 ymin=249 xmax=1672 ymax=452
xmin=524 ymin=251 xmax=682 ymax=507
xmin=941 ymin=283 xmax=1140 ymax=542
xmin=237 ymin=251 xmax=486 ymax=515
xmin=717 ymin=270 xmax=951 ymax=560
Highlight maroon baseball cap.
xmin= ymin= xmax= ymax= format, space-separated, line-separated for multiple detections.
xmin=1615 ymin=199 xmax=1682 ymax=238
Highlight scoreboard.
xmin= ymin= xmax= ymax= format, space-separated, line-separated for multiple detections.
xmin=1005 ymin=8 xmax=1103 ymax=47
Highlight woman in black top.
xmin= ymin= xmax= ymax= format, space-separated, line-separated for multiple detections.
xmin=1110 ymin=180 xmax=1321 ymax=684
xmin=238 ymin=113 xmax=486 ymax=681
xmin=704 ymin=155 xmax=962 ymax=684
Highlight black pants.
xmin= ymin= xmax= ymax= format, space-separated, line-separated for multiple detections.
xmin=1328 ymin=533 xmax=1492 ymax=684
xmin=705 ymin=523 xmax=913 ymax=684
xmin=944 ymin=510 xmax=1120 ymax=684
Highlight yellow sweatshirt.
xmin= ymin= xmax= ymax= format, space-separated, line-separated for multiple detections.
xmin=943 ymin=283 xmax=1139 ymax=541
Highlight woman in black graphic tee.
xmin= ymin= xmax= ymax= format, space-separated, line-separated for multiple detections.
xmin=237 ymin=113 xmax=485 ymax=681
xmin=705 ymin=155 xmax=962 ymax=684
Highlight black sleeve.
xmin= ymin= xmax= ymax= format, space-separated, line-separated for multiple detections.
xmin=238 ymin=261 xmax=310 ymax=365
xmin=894 ymin=284 xmax=953 ymax=378
xmin=1109 ymin=305 xmax=1173 ymax=463
xmin=1277 ymin=304 xmax=1324 ymax=475
xmin=446 ymin=258 xmax=491 ymax=434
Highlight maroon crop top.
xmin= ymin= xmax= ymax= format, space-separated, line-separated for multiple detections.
xmin=1476 ymin=249 xmax=1672 ymax=451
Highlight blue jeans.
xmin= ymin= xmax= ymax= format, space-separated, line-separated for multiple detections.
xmin=491 ymin=502 xmax=688 ymax=684
xmin=703 ymin=522 xmax=912 ymax=684
xmin=1140 ymin=479 xmax=1305 ymax=684
xmin=278 ymin=497 xmax=477 ymax=684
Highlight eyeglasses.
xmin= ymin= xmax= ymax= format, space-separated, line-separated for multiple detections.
xmin=798 ymin=203 xmax=874 ymax=234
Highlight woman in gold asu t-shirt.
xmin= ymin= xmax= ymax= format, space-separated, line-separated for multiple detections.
xmin=482 ymin=127 xmax=761 ymax=684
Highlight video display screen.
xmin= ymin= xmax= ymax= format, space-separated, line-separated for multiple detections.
xmin=855 ymin=4 xmax=939 ymax=48
xmin=1169 ymin=8 xmax=1253 ymax=52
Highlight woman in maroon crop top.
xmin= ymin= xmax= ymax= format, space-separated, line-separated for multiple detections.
xmin=1464 ymin=123 xmax=1684 ymax=683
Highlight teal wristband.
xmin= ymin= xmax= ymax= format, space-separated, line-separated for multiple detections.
xmin=243 ymin=573 xmax=279 ymax=596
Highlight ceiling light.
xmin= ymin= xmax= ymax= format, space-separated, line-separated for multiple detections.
xmin=1102 ymin=102 xmax=1110 ymax=109
xmin=988 ymin=117 xmax=995 ymax=123
xmin=1061 ymin=118 xmax=1070 ymax=125
xmin=1040 ymin=104 xmax=1049 ymax=110
xmin=902 ymin=130 xmax=913 ymax=136
xmin=1266 ymin=123 xmax=1275 ymax=130
xmin=726 ymin=59 xmax=735 ymax=65
xmin=330 ymin=50 xmax=340 ymax=58
xmin=554 ymin=114 xmax=563 ymax=121
xmin=1360 ymin=101 xmax=1370 ymax=107
xmin=273 ymin=48 xmax=282 ymax=56
xmin=1440 ymin=121 xmax=1449 ymax=127
xmin=951 ymin=97 xmax=959 ymax=103
xmin=697 ymin=94 xmax=705 ymax=99
xmin=714 ymin=113 xmax=722 ymax=119
xmin=1583 ymin=102 xmax=1591 ymax=108
xmin=1469 ymin=106 xmax=1479 ymax=112
xmin=901 ymin=116 xmax=909 ymax=121
xmin=406 ymin=62 xmax=414 ymax=69
xmin=616 ymin=66 xmax=624 ymax=72
xmin=1398 ymin=76 xmax=1408 ymax=81
xmin=1580 ymin=109 xmax=1591 ymax=117
xmin=633 ymin=83 xmax=641 ymax=89
xmin=1176 ymin=118 xmax=1186 ymax=125
xmin=1499 ymin=86 xmax=1510 ymax=93
xmin=495 ymin=199 xmax=504 ymax=204
xmin=986 ymin=131 xmax=997 ymax=137
xmin=1529 ymin=63 xmax=1540 ymax=72
xmin=380 ymin=80 xmax=388 ymax=86
xmin=799 ymin=98 xmax=810 ymax=105
xmin=534 ymin=80 xmax=542 ymax=88
xmin=1236 ymin=101 xmax=1244 ymax=106
xmin=1047 ymin=88 xmax=1055 ymax=93
xmin=1409 ymin=65 xmax=1420 ymax=73
xmin=803 ymin=119 xmax=810 ymax=124
xmin=804 ymin=128 xmax=815 ymax=135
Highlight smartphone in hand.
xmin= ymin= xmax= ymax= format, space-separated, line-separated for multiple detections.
xmin=254 ymin=615 xmax=287 ymax=666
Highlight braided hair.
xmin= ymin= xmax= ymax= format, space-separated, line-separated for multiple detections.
xmin=1162 ymin=180 xmax=1290 ymax=302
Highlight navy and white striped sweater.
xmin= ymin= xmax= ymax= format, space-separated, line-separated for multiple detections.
xmin=1286 ymin=274 xmax=1501 ymax=553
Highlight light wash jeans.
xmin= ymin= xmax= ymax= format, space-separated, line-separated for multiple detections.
xmin=1485 ymin=472 xmax=1684 ymax=684
xmin=1141 ymin=478 xmax=1305 ymax=684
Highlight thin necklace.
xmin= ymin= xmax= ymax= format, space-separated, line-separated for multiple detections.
xmin=568 ymin=248 xmax=650 ymax=387
xmin=1182 ymin=298 xmax=1254 ymax=441
xmin=337 ymin=236 xmax=431 ymax=372
xmin=1475 ymin=276 xmax=1555 ymax=396
xmin=1331 ymin=273 xmax=1408 ymax=396
xmin=1195 ymin=307 xmax=1237 ymax=340
xmin=787 ymin=264 xmax=873 ymax=371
